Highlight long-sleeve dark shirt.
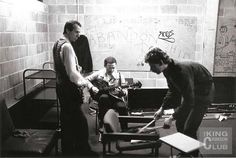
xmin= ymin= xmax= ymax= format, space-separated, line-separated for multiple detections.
xmin=162 ymin=59 xmax=213 ymax=119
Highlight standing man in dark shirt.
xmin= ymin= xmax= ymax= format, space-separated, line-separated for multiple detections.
xmin=53 ymin=20 xmax=99 ymax=156
xmin=144 ymin=47 xmax=214 ymax=157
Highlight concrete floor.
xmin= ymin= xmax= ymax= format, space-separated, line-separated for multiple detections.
xmin=56 ymin=103 xmax=236 ymax=157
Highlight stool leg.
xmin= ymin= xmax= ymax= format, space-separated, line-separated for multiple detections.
xmin=95 ymin=109 xmax=98 ymax=135
xmin=103 ymin=142 xmax=106 ymax=155
xmin=154 ymin=145 xmax=159 ymax=157
xmin=55 ymin=140 xmax=58 ymax=155
xmin=108 ymin=142 xmax=111 ymax=153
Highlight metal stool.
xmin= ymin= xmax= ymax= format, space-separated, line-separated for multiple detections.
xmin=89 ymin=99 xmax=99 ymax=135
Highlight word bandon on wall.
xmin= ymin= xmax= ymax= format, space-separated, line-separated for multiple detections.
xmin=84 ymin=15 xmax=198 ymax=71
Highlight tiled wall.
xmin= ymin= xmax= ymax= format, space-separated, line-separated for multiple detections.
xmin=0 ymin=0 xmax=49 ymax=107
xmin=1 ymin=0 xmax=235 ymax=107
xmin=45 ymin=0 xmax=219 ymax=88
xmin=46 ymin=0 xmax=79 ymax=61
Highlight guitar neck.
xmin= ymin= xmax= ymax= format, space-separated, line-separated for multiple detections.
xmin=92 ymin=78 xmax=141 ymax=92
xmin=102 ymin=84 xmax=131 ymax=91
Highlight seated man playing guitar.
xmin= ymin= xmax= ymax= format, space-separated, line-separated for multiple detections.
xmin=86 ymin=56 xmax=129 ymax=130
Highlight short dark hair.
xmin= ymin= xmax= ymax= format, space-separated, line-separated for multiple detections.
xmin=63 ymin=20 xmax=81 ymax=34
xmin=104 ymin=56 xmax=117 ymax=66
xmin=144 ymin=47 xmax=171 ymax=64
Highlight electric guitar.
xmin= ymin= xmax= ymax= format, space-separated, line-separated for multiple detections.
xmin=90 ymin=78 xmax=142 ymax=102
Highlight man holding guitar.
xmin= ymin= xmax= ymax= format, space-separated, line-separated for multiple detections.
xmin=86 ymin=56 xmax=129 ymax=130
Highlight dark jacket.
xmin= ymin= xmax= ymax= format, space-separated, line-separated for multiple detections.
xmin=71 ymin=35 xmax=93 ymax=73
xmin=162 ymin=59 xmax=213 ymax=119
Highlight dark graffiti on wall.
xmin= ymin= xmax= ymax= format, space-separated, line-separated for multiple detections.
xmin=158 ymin=30 xmax=175 ymax=43
xmin=84 ymin=15 xmax=197 ymax=70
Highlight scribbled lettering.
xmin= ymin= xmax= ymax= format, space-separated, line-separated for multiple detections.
xmin=158 ymin=30 xmax=175 ymax=43
xmin=84 ymin=15 xmax=197 ymax=70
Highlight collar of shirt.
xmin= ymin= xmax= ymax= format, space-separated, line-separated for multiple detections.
xmin=99 ymin=68 xmax=119 ymax=84
xmin=105 ymin=69 xmax=119 ymax=78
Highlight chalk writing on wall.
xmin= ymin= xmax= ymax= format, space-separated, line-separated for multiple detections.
xmin=84 ymin=15 xmax=197 ymax=70
xmin=214 ymin=18 xmax=236 ymax=76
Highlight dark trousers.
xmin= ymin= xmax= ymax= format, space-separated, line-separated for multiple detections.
xmin=98 ymin=94 xmax=128 ymax=129
xmin=175 ymin=105 xmax=208 ymax=157
xmin=175 ymin=105 xmax=207 ymax=140
xmin=57 ymin=84 xmax=91 ymax=156
xmin=175 ymin=83 xmax=214 ymax=157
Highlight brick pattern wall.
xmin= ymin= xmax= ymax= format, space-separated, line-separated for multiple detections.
xmin=0 ymin=0 xmax=232 ymax=105
xmin=0 ymin=0 xmax=49 ymax=107
xmin=45 ymin=0 xmax=219 ymax=88
xmin=45 ymin=0 xmax=78 ymax=61
xmin=202 ymin=0 xmax=219 ymax=74
xmin=2 ymin=0 xmax=231 ymax=107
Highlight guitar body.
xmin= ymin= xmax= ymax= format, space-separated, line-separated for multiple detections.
xmin=89 ymin=78 xmax=142 ymax=102
xmin=89 ymin=79 xmax=109 ymax=101
xmin=89 ymin=79 xmax=124 ymax=102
